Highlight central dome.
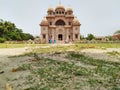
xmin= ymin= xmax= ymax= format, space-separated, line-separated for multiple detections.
xmin=55 ymin=4 xmax=65 ymax=11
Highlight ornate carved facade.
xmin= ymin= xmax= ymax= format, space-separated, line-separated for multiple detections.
xmin=40 ymin=4 xmax=81 ymax=43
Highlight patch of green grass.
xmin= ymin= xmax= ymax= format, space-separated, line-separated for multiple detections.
xmin=12 ymin=52 xmax=120 ymax=90
xmin=17 ymin=64 xmax=31 ymax=71
xmin=67 ymin=52 xmax=120 ymax=89
xmin=107 ymin=51 xmax=120 ymax=56
xmin=67 ymin=52 xmax=120 ymax=66
xmin=75 ymin=43 xmax=120 ymax=48
xmin=24 ymin=43 xmax=120 ymax=54
xmin=1 ymin=43 xmax=120 ymax=49
xmin=23 ymin=55 xmax=91 ymax=89
xmin=0 ymin=43 xmax=49 ymax=48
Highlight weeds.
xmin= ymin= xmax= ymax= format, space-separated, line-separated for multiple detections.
xmin=17 ymin=64 xmax=31 ymax=71
xmin=107 ymin=51 xmax=120 ymax=56
xmin=67 ymin=52 xmax=120 ymax=66
xmin=10 ymin=52 xmax=120 ymax=90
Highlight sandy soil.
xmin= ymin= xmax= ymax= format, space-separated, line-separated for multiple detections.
xmin=81 ymin=48 xmax=120 ymax=62
xmin=81 ymin=48 xmax=120 ymax=53
xmin=0 ymin=47 xmax=120 ymax=89
xmin=0 ymin=48 xmax=28 ymax=56
xmin=0 ymin=48 xmax=30 ymax=89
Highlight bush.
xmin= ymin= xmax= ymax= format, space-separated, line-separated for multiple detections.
xmin=0 ymin=38 xmax=6 ymax=43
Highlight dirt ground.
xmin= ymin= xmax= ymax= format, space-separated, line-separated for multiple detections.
xmin=81 ymin=48 xmax=120 ymax=62
xmin=0 ymin=47 xmax=120 ymax=89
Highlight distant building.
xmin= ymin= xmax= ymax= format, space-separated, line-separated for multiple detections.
xmin=95 ymin=36 xmax=106 ymax=41
xmin=113 ymin=33 xmax=120 ymax=40
xmin=40 ymin=4 xmax=81 ymax=43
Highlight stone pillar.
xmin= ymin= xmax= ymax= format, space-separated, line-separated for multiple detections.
xmin=46 ymin=34 xmax=48 ymax=43
xmin=66 ymin=29 xmax=69 ymax=42
xmin=52 ymin=29 xmax=54 ymax=43
xmin=72 ymin=28 xmax=75 ymax=41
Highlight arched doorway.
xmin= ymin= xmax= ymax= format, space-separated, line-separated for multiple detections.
xmin=58 ymin=34 xmax=63 ymax=40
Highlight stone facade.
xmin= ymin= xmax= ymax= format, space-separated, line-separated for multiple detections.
xmin=40 ymin=4 xmax=81 ymax=43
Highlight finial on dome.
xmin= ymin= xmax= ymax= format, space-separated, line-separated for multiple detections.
xmin=55 ymin=0 xmax=65 ymax=11
xmin=59 ymin=0 xmax=61 ymax=5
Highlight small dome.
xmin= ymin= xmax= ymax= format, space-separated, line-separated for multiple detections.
xmin=66 ymin=6 xmax=73 ymax=12
xmin=73 ymin=17 xmax=80 ymax=26
xmin=55 ymin=4 xmax=65 ymax=11
xmin=48 ymin=6 xmax=54 ymax=12
xmin=40 ymin=17 xmax=49 ymax=26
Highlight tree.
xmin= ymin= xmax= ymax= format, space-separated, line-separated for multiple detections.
xmin=106 ymin=36 xmax=112 ymax=41
xmin=87 ymin=34 xmax=95 ymax=40
xmin=0 ymin=37 xmax=6 ymax=43
xmin=0 ymin=20 xmax=4 ymax=37
xmin=0 ymin=19 xmax=34 ymax=41
xmin=22 ymin=33 xmax=34 ymax=40
xmin=114 ymin=30 xmax=120 ymax=34
xmin=80 ymin=35 xmax=84 ymax=40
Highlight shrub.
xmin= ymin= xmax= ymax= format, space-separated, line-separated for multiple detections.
xmin=0 ymin=38 xmax=6 ymax=43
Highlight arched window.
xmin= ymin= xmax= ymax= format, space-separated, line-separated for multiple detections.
xmin=55 ymin=20 xmax=65 ymax=26
xmin=59 ymin=11 xmax=61 ymax=14
xmin=68 ymin=22 xmax=71 ymax=25
xmin=50 ymin=22 xmax=52 ymax=25
xmin=49 ymin=12 xmax=52 ymax=15
xmin=62 ymin=11 xmax=64 ymax=14
xmin=43 ymin=34 xmax=46 ymax=39
xmin=58 ymin=34 xmax=63 ymax=40
xmin=56 ymin=11 xmax=58 ymax=14
xmin=75 ymin=34 xmax=78 ymax=39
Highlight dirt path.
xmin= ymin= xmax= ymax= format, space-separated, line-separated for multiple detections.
xmin=0 ymin=47 xmax=28 ymax=57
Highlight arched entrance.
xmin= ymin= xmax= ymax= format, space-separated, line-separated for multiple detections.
xmin=58 ymin=34 xmax=63 ymax=40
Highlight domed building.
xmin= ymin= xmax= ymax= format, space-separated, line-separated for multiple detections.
xmin=40 ymin=4 xmax=81 ymax=43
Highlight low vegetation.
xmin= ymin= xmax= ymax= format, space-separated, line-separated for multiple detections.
xmin=9 ymin=52 xmax=120 ymax=90
xmin=107 ymin=51 xmax=120 ymax=56
xmin=0 ymin=43 xmax=119 ymax=49
xmin=0 ymin=43 xmax=49 ymax=48
xmin=0 ymin=43 xmax=120 ymax=90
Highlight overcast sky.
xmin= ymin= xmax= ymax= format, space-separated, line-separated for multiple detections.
xmin=0 ymin=0 xmax=120 ymax=36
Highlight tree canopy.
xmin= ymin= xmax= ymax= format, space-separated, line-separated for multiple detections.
xmin=114 ymin=30 xmax=120 ymax=34
xmin=87 ymin=34 xmax=95 ymax=40
xmin=0 ymin=19 xmax=34 ymax=42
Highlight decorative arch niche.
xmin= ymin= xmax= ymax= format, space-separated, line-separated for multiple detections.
xmin=55 ymin=19 xmax=65 ymax=26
